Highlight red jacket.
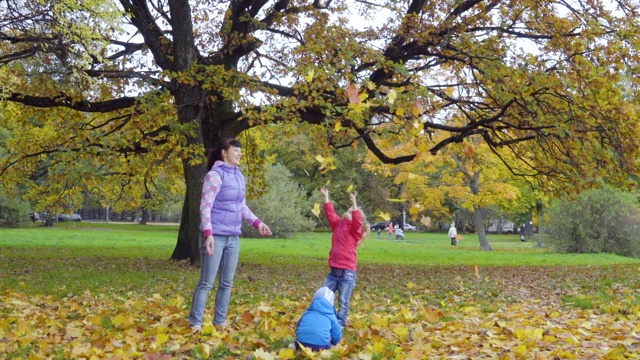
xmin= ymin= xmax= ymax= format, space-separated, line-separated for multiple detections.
xmin=324 ymin=202 xmax=364 ymax=271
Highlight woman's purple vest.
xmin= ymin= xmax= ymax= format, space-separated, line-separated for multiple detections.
xmin=210 ymin=163 xmax=246 ymax=236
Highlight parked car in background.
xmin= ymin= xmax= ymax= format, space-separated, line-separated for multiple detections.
xmin=403 ymin=223 xmax=417 ymax=231
xmin=371 ymin=221 xmax=391 ymax=231
xmin=486 ymin=219 xmax=514 ymax=234
xmin=57 ymin=213 xmax=82 ymax=222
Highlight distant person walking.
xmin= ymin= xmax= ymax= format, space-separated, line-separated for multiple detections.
xmin=189 ymin=138 xmax=272 ymax=332
xmin=319 ymin=186 xmax=369 ymax=327
xmin=448 ymin=223 xmax=458 ymax=246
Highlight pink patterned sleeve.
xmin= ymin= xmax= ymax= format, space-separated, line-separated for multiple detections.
xmin=200 ymin=170 xmax=222 ymax=237
xmin=240 ymin=201 xmax=262 ymax=228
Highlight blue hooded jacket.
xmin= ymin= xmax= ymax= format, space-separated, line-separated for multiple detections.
xmin=295 ymin=287 xmax=343 ymax=348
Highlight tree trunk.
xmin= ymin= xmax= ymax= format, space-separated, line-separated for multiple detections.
xmin=170 ymin=153 xmax=207 ymax=264
xmin=536 ymin=202 xmax=545 ymax=248
xmin=139 ymin=207 xmax=149 ymax=225
xmin=473 ymin=207 xmax=493 ymax=250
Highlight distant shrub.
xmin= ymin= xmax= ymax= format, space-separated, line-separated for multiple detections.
xmin=243 ymin=163 xmax=315 ymax=238
xmin=546 ymin=186 xmax=640 ymax=257
xmin=0 ymin=194 xmax=32 ymax=227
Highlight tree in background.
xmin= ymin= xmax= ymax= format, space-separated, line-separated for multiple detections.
xmin=2 ymin=0 xmax=639 ymax=262
xmin=546 ymin=186 xmax=640 ymax=258
xmin=256 ymin=125 xmax=401 ymax=221
xmin=242 ymin=163 xmax=315 ymax=238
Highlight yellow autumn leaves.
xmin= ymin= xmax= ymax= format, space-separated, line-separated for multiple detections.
xmin=4 ymin=274 xmax=640 ymax=359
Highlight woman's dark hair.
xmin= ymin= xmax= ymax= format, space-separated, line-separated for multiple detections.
xmin=206 ymin=138 xmax=242 ymax=170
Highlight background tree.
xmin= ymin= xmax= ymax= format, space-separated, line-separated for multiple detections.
xmin=546 ymin=186 xmax=640 ymax=258
xmin=2 ymin=0 xmax=639 ymax=262
xmin=242 ymin=163 xmax=315 ymax=237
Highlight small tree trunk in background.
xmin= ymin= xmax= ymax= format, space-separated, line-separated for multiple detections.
xmin=140 ymin=207 xmax=149 ymax=225
xmin=536 ymin=202 xmax=545 ymax=247
xmin=474 ymin=207 xmax=494 ymax=250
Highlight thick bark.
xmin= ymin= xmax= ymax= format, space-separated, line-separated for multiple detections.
xmin=170 ymin=161 xmax=206 ymax=263
xmin=473 ymin=207 xmax=493 ymax=250
xmin=170 ymin=192 xmax=191 ymax=261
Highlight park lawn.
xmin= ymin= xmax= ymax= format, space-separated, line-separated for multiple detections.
xmin=2 ymin=223 xmax=640 ymax=359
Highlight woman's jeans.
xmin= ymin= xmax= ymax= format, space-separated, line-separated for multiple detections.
xmin=322 ymin=267 xmax=356 ymax=327
xmin=189 ymin=235 xmax=240 ymax=326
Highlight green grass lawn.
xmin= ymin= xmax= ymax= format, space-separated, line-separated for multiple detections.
xmin=1 ymin=222 xmax=638 ymax=297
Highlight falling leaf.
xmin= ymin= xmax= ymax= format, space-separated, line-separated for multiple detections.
xmin=377 ymin=211 xmax=391 ymax=221
xmin=335 ymin=121 xmax=342 ymax=132
xmin=473 ymin=263 xmax=480 ymax=279
xmin=421 ymin=215 xmax=432 ymax=227
xmin=465 ymin=145 xmax=474 ymax=157
xmin=410 ymin=100 xmax=423 ymax=116
xmin=311 ymin=203 xmax=321 ymax=218
xmin=386 ymin=198 xmax=407 ymax=202
xmin=346 ymin=184 xmax=354 ymax=193
xmin=346 ymin=83 xmax=360 ymax=104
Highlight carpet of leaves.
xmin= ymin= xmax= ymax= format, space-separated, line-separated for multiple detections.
xmin=2 ymin=262 xmax=640 ymax=359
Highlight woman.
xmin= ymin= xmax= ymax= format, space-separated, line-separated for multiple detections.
xmin=189 ymin=138 xmax=272 ymax=331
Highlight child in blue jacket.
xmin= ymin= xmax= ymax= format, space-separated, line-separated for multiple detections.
xmin=294 ymin=286 xmax=343 ymax=351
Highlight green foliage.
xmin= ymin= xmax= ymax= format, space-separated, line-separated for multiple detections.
xmin=243 ymin=163 xmax=315 ymax=238
xmin=546 ymin=186 xmax=640 ymax=257
xmin=0 ymin=192 xmax=32 ymax=227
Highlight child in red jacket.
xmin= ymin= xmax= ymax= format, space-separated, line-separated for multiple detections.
xmin=319 ymin=186 xmax=370 ymax=327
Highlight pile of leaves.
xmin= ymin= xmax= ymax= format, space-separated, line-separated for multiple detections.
xmin=2 ymin=263 xmax=640 ymax=359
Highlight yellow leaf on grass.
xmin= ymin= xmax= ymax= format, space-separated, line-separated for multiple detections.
xmin=278 ymin=348 xmax=296 ymax=359
xmin=71 ymin=343 xmax=91 ymax=357
xmin=604 ymin=346 xmax=627 ymax=360
xmin=369 ymin=340 xmax=386 ymax=354
xmin=346 ymin=184 xmax=354 ymax=193
xmin=198 ymin=343 xmax=211 ymax=358
xmin=393 ymin=326 xmax=409 ymax=340
xmin=156 ymin=333 xmax=169 ymax=346
xmin=253 ymin=348 xmax=275 ymax=360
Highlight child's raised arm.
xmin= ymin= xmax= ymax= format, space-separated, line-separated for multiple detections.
xmin=320 ymin=186 xmax=330 ymax=204
xmin=349 ymin=191 xmax=358 ymax=210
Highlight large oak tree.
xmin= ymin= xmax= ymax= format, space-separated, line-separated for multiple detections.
xmin=2 ymin=0 xmax=639 ymax=261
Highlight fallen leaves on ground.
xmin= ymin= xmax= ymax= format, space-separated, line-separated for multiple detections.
xmin=2 ymin=263 xmax=640 ymax=359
